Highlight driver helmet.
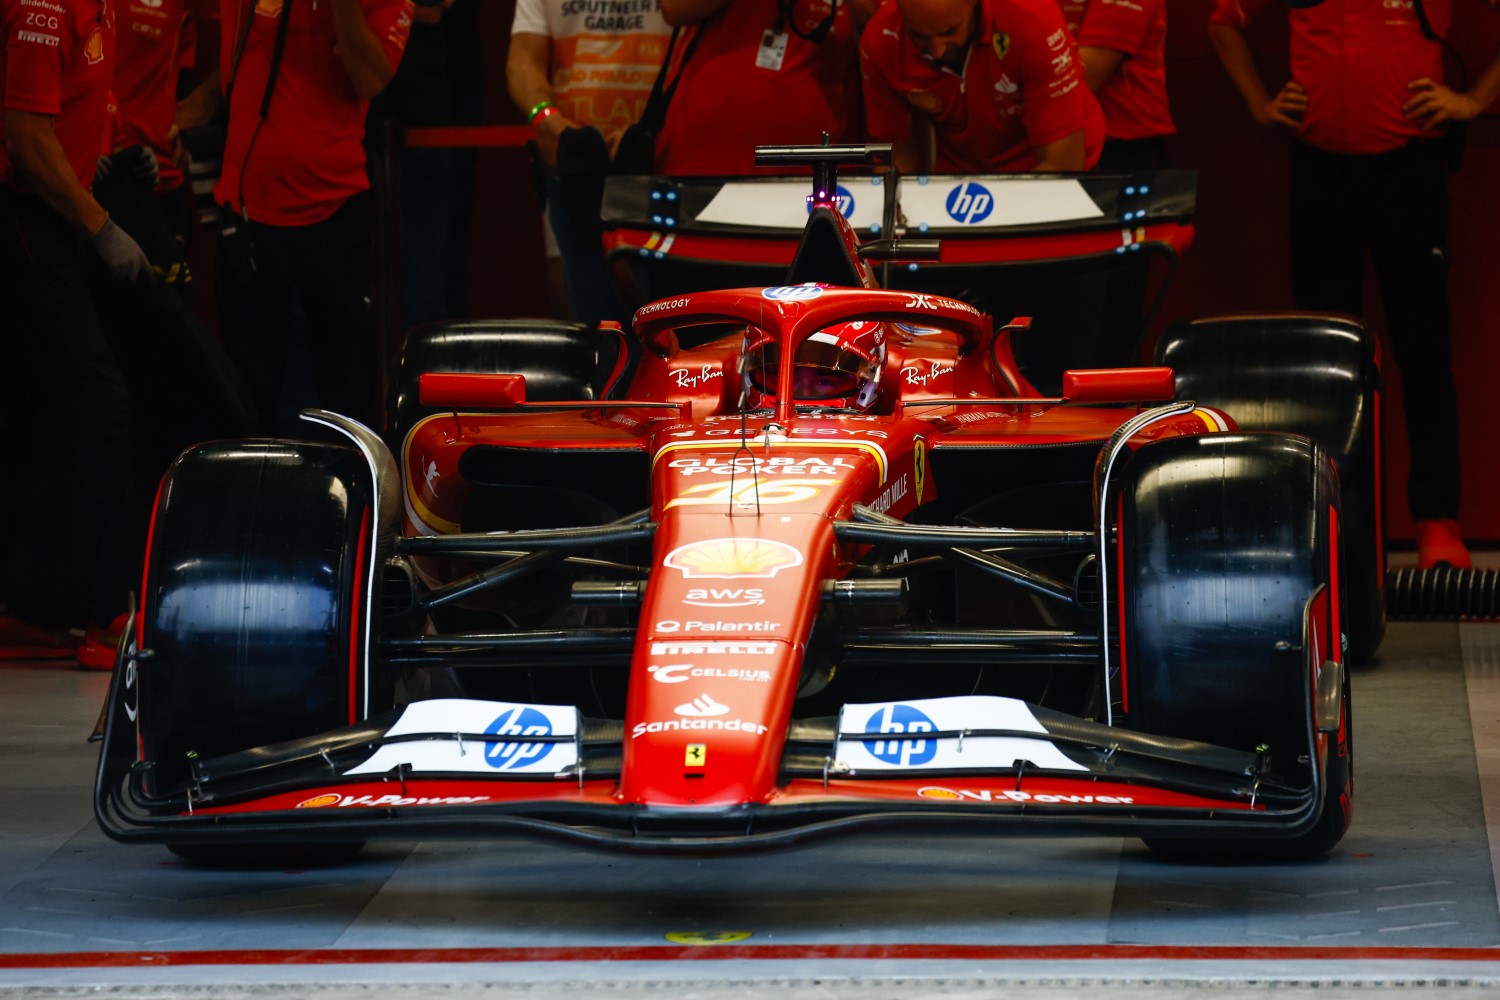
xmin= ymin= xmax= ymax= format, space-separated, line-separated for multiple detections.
xmin=742 ymin=320 xmax=887 ymax=412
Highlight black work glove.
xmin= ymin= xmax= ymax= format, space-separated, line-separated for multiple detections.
xmin=90 ymin=217 xmax=153 ymax=284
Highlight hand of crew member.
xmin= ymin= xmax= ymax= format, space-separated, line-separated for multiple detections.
xmin=1255 ymin=80 xmax=1307 ymax=129
xmin=1404 ymin=78 xmax=1481 ymax=129
xmin=132 ymin=147 xmax=160 ymax=186
xmin=535 ymin=110 xmax=578 ymax=170
xmin=94 ymin=154 xmax=112 ymax=183
xmin=90 ymin=217 xmax=153 ymax=284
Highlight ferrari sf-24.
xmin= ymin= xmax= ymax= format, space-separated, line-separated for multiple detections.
xmin=95 ymin=145 xmax=1379 ymax=863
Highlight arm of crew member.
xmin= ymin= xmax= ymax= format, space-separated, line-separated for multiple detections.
xmin=1206 ymin=21 xmax=1304 ymax=127
xmin=4 ymin=109 xmax=108 ymax=236
xmin=1079 ymin=46 xmax=1125 ymax=92
xmin=661 ymin=0 xmax=732 ymax=26
xmin=506 ymin=31 xmax=575 ymax=169
xmin=172 ymin=66 xmax=222 ymax=134
xmin=330 ymin=0 xmax=396 ymax=100
xmin=1032 ymin=128 xmax=1087 ymax=171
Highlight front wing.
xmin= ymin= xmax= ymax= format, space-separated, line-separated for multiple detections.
xmin=96 ymin=642 xmax=1331 ymax=853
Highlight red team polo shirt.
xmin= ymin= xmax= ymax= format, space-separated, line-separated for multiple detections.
xmin=1210 ymin=0 xmax=1447 ymax=155
xmin=215 ymin=0 xmax=412 ymax=227
xmin=653 ymin=0 xmax=859 ymax=176
xmin=113 ymin=0 xmax=185 ymax=190
xmin=1054 ymin=0 xmax=1173 ymax=140
xmin=1 ymin=0 xmax=113 ymax=188
xmin=861 ymin=0 xmax=1104 ymax=172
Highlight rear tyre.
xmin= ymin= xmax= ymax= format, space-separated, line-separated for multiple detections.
xmin=1115 ymin=433 xmax=1352 ymax=861
xmin=139 ymin=440 xmax=381 ymax=798
xmin=1155 ymin=314 xmax=1383 ymax=663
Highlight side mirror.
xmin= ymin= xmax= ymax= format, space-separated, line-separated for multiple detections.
xmin=419 ymin=373 xmax=527 ymax=408
xmin=1062 ymin=367 xmax=1176 ymax=403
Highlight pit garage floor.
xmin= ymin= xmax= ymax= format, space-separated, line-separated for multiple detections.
xmin=4 ymin=619 xmax=1500 ymax=997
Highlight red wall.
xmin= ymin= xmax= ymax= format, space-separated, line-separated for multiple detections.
xmin=473 ymin=0 xmax=1500 ymax=540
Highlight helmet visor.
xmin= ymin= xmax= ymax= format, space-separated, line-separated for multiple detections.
xmin=745 ymin=337 xmax=877 ymax=402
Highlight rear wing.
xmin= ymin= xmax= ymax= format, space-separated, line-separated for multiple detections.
xmin=601 ymin=170 xmax=1198 ymax=311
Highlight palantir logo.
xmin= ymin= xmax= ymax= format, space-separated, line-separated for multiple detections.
xmin=945 ymin=182 xmax=994 ymax=225
xmin=808 ymin=185 xmax=855 ymax=218
xmin=862 ymin=704 xmax=938 ymax=766
xmin=484 ymin=707 xmax=554 ymax=770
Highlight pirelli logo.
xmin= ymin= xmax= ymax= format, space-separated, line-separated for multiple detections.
xmin=17 ymin=29 xmax=59 ymax=45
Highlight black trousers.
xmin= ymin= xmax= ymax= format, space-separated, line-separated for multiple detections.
xmin=216 ymin=193 xmax=378 ymax=433
xmin=1289 ymin=140 xmax=1460 ymax=521
xmin=0 ymin=184 xmax=134 ymax=628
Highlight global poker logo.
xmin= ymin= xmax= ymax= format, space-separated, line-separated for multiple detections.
xmin=946 ymin=182 xmax=994 ymax=225
xmin=862 ymin=704 xmax=938 ymax=766
xmin=484 ymin=707 xmax=554 ymax=770
xmin=807 ymin=185 xmax=855 ymax=218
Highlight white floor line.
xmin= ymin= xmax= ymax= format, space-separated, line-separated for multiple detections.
xmin=1459 ymin=622 xmax=1500 ymax=918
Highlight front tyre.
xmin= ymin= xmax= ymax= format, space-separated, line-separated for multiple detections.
xmin=1114 ymin=432 xmax=1352 ymax=861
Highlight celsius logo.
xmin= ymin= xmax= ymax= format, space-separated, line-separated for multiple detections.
xmin=807 ymin=185 xmax=855 ymax=218
xmin=862 ymin=704 xmax=938 ymax=766
xmin=762 ymin=284 xmax=825 ymax=302
xmin=484 ymin=707 xmax=554 ymax=770
xmin=946 ymin=182 xmax=994 ymax=225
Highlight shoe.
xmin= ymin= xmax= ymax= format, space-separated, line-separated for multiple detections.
xmin=76 ymin=613 xmax=129 ymax=671
xmin=1417 ymin=518 xmax=1472 ymax=570
xmin=0 ymin=613 xmax=82 ymax=662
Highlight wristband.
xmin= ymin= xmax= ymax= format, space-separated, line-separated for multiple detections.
xmin=526 ymin=99 xmax=554 ymax=125
xmin=531 ymin=106 xmax=560 ymax=129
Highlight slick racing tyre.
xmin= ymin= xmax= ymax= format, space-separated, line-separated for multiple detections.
xmin=388 ymin=318 xmax=637 ymax=442
xmin=1155 ymin=313 xmax=1383 ymax=664
xmin=1115 ymin=432 xmax=1352 ymax=861
xmin=138 ymin=440 xmax=382 ymax=798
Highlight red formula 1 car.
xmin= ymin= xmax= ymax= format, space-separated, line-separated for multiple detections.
xmin=96 ymin=146 xmax=1377 ymax=863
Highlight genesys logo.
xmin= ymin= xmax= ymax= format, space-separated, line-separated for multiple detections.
xmin=946 ymin=182 xmax=994 ymax=225
xmin=675 ymin=693 xmax=731 ymax=717
xmin=917 ymin=786 xmax=1137 ymax=805
xmin=484 ymin=706 xmax=555 ymax=771
xmin=648 ymin=663 xmax=774 ymax=684
xmin=684 ymin=586 xmax=765 ymax=608
xmin=655 ymin=619 xmax=782 ymax=634
xmin=297 ymin=793 xmax=491 ymax=808
xmin=762 ymin=284 xmax=825 ymax=302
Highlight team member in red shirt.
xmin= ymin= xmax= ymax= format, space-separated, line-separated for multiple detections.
xmin=653 ymin=0 xmax=859 ymax=176
xmin=860 ymin=0 xmax=1105 ymax=173
xmin=1210 ymin=0 xmax=1500 ymax=569
xmin=0 ymin=0 xmax=152 ymax=657
xmin=175 ymin=0 xmax=413 ymax=431
xmin=1053 ymin=0 xmax=1172 ymax=169
xmin=105 ymin=0 xmax=190 ymax=238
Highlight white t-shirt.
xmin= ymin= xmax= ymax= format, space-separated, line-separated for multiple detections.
xmin=511 ymin=0 xmax=672 ymax=132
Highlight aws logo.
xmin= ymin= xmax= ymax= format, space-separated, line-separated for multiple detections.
xmin=684 ymin=587 xmax=765 ymax=607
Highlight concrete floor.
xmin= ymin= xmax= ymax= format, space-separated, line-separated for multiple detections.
xmin=2 ymin=621 xmax=1500 ymax=995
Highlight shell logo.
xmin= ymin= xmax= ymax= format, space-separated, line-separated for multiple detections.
xmin=83 ymin=27 xmax=104 ymax=64
xmin=664 ymin=538 xmax=803 ymax=580
xmin=296 ymin=793 xmax=343 ymax=808
xmin=917 ymin=786 xmax=963 ymax=800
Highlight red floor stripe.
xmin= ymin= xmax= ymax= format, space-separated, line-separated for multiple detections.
xmin=2 ymin=944 xmax=1500 ymax=969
